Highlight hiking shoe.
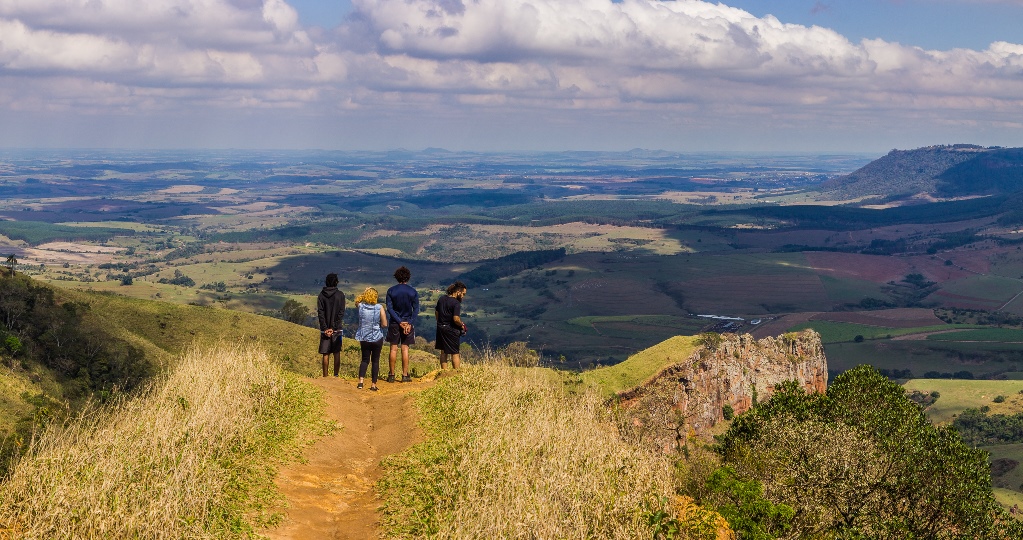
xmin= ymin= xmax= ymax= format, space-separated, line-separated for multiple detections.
xmin=401 ymin=375 xmax=412 ymax=383
xmin=370 ymin=386 xmax=378 ymax=392
xmin=357 ymin=382 xmax=364 ymax=389
xmin=387 ymin=373 xmax=395 ymax=383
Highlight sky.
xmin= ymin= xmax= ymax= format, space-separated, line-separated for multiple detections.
xmin=1 ymin=0 xmax=1022 ymax=153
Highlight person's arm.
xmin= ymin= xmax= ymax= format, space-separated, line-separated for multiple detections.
xmin=411 ymin=290 xmax=420 ymax=324
xmin=452 ymin=301 xmax=463 ymax=329
xmin=379 ymin=305 xmax=387 ymax=328
xmin=386 ymin=290 xmax=401 ymax=323
xmin=333 ymin=292 xmax=345 ymax=331
xmin=317 ymin=296 xmax=327 ymax=331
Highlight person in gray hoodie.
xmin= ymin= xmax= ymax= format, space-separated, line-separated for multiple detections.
xmin=317 ymin=273 xmax=346 ymax=377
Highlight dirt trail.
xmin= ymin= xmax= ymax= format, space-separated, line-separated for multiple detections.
xmin=260 ymin=376 xmax=432 ymax=540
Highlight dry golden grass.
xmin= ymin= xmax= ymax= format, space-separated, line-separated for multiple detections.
xmin=380 ymin=358 xmax=725 ymax=539
xmin=0 ymin=343 xmax=327 ymax=539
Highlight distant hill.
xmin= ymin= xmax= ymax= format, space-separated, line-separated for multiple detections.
xmin=820 ymin=144 xmax=989 ymax=200
xmin=935 ymin=148 xmax=1023 ymax=197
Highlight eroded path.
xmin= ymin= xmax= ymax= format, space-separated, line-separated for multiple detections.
xmin=261 ymin=376 xmax=431 ymax=540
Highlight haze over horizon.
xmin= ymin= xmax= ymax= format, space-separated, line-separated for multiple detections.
xmin=1 ymin=0 xmax=1022 ymax=153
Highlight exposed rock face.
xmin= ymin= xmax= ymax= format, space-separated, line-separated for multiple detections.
xmin=620 ymin=331 xmax=827 ymax=443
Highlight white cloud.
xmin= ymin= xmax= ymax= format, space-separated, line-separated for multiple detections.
xmin=0 ymin=0 xmax=1022 ymax=149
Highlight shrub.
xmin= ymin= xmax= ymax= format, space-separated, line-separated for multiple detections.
xmin=722 ymin=404 xmax=735 ymax=421
xmin=718 ymin=365 xmax=1018 ymax=539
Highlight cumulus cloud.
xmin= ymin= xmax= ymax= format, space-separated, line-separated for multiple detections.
xmin=0 ymin=0 xmax=1022 ymax=147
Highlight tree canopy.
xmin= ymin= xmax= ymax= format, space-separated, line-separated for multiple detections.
xmin=716 ymin=365 xmax=1021 ymax=539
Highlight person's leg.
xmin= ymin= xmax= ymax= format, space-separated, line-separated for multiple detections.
xmin=322 ymin=354 xmax=329 ymax=377
xmin=370 ymin=340 xmax=382 ymax=386
xmin=451 ymin=352 xmax=461 ymax=370
xmin=333 ymin=351 xmax=341 ymax=377
xmin=401 ymin=344 xmax=410 ymax=379
xmin=358 ymin=342 xmax=371 ymax=384
xmin=388 ymin=343 xmax=397 ymax=381
xmin=439 ymin=351 xmax=448 ymax=370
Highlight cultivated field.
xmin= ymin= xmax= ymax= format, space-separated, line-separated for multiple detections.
xmin=902 ymin=379 xmax=1023 ymax=423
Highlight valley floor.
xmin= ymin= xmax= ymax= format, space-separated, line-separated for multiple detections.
xmin=261 ymin=375 xmax=432 ymax=540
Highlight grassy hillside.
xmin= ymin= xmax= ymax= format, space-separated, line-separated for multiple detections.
xmin=0 ymin=344 xmax=327 ymax=538
xmin=0 ymin=273 xmax=439 ymax=472
xmin=379 ymin=361 xmax=729 ymax=539
xmin=579 ymin=335 xmax=699 ymax=396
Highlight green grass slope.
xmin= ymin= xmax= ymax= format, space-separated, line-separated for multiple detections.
xmin=902 ymin=379 xmax=1023 ymax=424
xmin=59 ymin=288 xmax=321 ymax=374
xmin=579 ymin=335 xmax=699 ymax=396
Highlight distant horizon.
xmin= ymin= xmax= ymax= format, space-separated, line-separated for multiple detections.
xmin=2 ymin=1 xmax=1021 ymax=152
xmin=0 ymin=145 xmax=972 ymax=157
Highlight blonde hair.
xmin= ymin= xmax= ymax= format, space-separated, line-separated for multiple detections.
xmin=355 ymin=287 xmax=379 ymax=305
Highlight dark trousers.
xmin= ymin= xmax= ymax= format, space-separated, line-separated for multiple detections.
xmin=359 ymin=339 xmax=383 ymax=382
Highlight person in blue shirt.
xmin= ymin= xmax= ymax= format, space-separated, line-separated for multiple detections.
xmin=385 ymin=266 xmax=419 ymax=383
xmin=355 ymin=287 xmax=387 ymax=391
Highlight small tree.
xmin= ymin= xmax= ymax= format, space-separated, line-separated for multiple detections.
xmin=4 ymin=254 xmax=16 ymax=277
xmin=280 ymin=299 xmax=309 ymax=325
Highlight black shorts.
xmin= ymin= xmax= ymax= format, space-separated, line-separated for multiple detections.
xmin=435 ymin=324 xmax=461 ymax=354
xmin=386 ymin=323 xmax=416 ymax=346
xmin=318 ymin=333 xmax=342 ymax=354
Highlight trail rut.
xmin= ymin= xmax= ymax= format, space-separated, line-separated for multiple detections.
xmin=261 ymin=376 xmax=430 ymax=540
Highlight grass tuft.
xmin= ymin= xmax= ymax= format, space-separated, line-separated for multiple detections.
xmin=0 ymin=342 xmax=328 ymax=539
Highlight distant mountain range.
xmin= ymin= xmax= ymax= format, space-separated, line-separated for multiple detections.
xmin=820 ymin=144 xmax=1023 ymax=201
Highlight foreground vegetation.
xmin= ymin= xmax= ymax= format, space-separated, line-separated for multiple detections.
xmin=0 ymin=343 xmax=327 ymax=538
xmin=719 ymin=366 xmax=1019 ymax=538
xmin=378 ymin=359 xmax=727 ymax=539
xmin=378 ymin=348 xmax=1021 ymax=539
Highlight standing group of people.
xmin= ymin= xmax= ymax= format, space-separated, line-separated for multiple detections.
xmin=315 ymin=265 xmax=468 ymax=390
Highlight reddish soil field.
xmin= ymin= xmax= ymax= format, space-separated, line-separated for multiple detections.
xmin=806 ymin=252 xmax=975 ymax=284
xmin=809 ymin=308 xmax=943 ymax=328
xmin=806 ymin=252 xmax=913 ymax=283
xmin=930 ymin=290 xmax=1003 ymax=310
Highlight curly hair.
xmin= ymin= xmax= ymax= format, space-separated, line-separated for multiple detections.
xmin=355 ymin=287 xmax=378 ymax=305
xmin=446 ymin=281 xmax=467 ymax=296
xmin=393 ymin=266 xmax=411 ymax=283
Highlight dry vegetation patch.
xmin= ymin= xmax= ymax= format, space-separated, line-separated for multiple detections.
xmin=378 ymin=361 xmax=724 ymax=539
xmin=0 ymin=343 xmax=327 ymax=539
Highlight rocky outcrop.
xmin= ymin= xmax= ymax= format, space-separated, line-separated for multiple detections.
xmin=620 ymin=331 xmax=827 ymax=442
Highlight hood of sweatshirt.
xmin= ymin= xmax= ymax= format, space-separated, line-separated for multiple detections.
xmin=320 ymin=286 xmax=338 ymax=298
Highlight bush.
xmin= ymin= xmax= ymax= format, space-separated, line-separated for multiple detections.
xmin=717 ymin=365 xmax=1018 ymax=539
xmin=994 ymin=395 xmax=1006 ymax=403
xmin=158 ymin=269 xmax=195 ymax=287
xmin=2 ymin=335 xmax=22 ymax=356
xmin=722 ymin=404 xmax=735 ymax=421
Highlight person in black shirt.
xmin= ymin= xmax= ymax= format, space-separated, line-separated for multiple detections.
xmin=317 ymin=273 xmax=345 ymax=377
xmin=435 ymin=281 xmax=467 ymax=370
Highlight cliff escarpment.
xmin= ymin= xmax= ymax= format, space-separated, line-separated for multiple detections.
xmin=619 ymin=330 xmax=827 ymax=445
